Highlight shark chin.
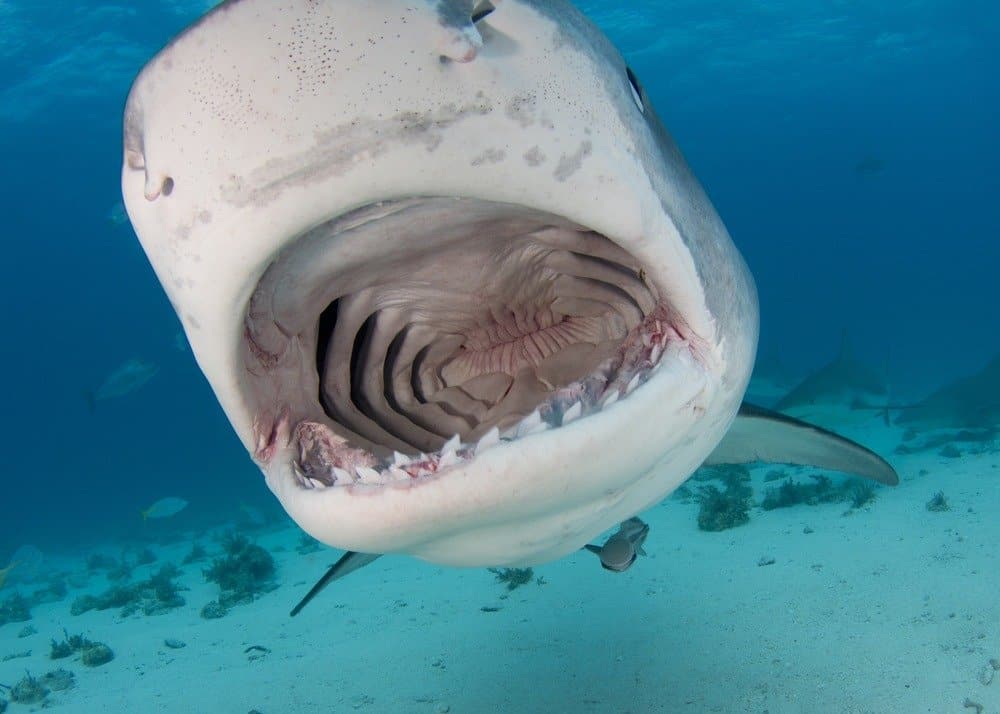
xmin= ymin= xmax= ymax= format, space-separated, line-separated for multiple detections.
xmin=121 ymin=0 xmax=893 ymax=575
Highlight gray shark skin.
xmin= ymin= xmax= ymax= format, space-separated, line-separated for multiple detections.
xmin=122 ymin=0 xmax=897 ymax=588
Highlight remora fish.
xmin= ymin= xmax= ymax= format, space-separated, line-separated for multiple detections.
xmin=121 ymin=1 xmax=897 ymax=597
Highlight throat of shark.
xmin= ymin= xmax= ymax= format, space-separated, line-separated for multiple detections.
xmin=248 ymin=198 xmax=699 ymax=486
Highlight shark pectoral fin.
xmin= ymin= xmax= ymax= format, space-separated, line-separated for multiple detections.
xmin=705 ymin=402 xmax=899 ymax=485
xmin=289 ymin=551 xmax=382 ymax=617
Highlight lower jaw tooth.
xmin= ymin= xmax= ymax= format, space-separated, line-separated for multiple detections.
xmin=601 ymin=390 xmax=619 ymax=408
xmin=524 ymin=421 xmax=549 ymax=436
xmin=626 ymin=373 xmax=641 ymax=394
xmin=439 ymin=450 xmax=460 ymax=469
xmin=562 ymin=401 xmax=582 ymax=424
xmin=392 ymin=451 xmax=411 ymax=466
xmin=333 ymin=467 xmax=353 ymax=484
xmin=356 ymin=466 xmax=382 ymax=483
xmin=650 ymin=343 xmax=662 ymax=364
xmin=388 ymin=467 xmax=409 ymax=481
xmin=476 ymin=426 xmax=501 ymax=452
xmin=307 ymin=477 xmax=325 ymax=489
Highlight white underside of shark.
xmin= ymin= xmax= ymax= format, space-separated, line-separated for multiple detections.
xmin=122 ymin=0 xmax=896 ymax=571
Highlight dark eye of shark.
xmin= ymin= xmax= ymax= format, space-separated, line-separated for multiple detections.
xmin=471 ymin=1 xmax=496 ymax=24
xmin=626 ymin=67 xmax=644 ymax=114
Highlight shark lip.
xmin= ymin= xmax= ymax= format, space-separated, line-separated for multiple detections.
xmin=244 ymin=197 xmax=707 ymax=493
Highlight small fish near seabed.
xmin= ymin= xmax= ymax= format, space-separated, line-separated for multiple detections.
xmin=142 ymin=497 xmax=189 ymax=522
xmin=86 ymin=358 xmax=159 ymax=412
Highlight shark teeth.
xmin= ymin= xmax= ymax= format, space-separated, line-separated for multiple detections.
xmin=388 ymin=467 xmax=409 ymax=481
xmin=515 ymin=410 xmax=543 ymax=438
xmin=333 ymin=467 xmax=352 ymax=484
xmin=442 ymin=433 xmax=461 ymax=455
xmin=562 ymin=401 xmax=582 ymax=424
xmin=356 ymin=466 xmax=382 ymax=483
xmin=292 ymin=315 xmax=685 ymax=492
xmin=392 ymin=451 xmax=411 ymax=466
xmin=476 ymin=426 xmax=501 ymax=452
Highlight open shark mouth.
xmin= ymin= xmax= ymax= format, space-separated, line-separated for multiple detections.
xmin=246 ymin=197 xmax=706 ymax=492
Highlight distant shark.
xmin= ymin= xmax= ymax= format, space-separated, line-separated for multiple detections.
xmin=896 ymin=354 xmax=1000 ymax=429
xmin=122 ymin=0 xmax=897 ymax=595
xmin=774 ymin=333 xmax=887 ymax=413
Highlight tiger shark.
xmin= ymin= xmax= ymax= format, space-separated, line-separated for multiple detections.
xmin=122 ymin=0 xmax=896 ymax=586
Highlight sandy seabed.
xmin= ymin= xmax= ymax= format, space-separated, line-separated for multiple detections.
xmin=2 ymin=414 xmax=997 ymax=714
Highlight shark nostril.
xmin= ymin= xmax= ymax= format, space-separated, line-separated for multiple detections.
xmin=161 ymin=176 xmax=175 ymax=196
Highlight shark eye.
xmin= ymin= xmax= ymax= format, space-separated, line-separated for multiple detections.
xmin=472 ymin=1 xmax=496 ymax=23
xmin=626 ymin=66 xmax=645 ymax=114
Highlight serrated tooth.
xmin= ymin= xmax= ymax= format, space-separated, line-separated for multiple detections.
xmin=439 ymin=450 xmax=460 ymax=468
xmin=562 ymin=401 xmax=582 ymax=424
xmin=332 ymin=467 xmax=352 ymax=484
xmin=626 ymin=373 xmax=641 ymax=394
xmin=476 ymin=426 xmax=500 ymax=452
xmin=650 ymin=343 xmax=662 ymax=364
xmin=388 ymin=467 xmax=409 ymax=481
xmin=601 ymin=390 xmax=619 ymax=409
xmin=442 ymin=433 xmax=461 ymax=455
xmin=525 ymin=421 xmax=549 ymax=436
xmin=392 ymin=451 xmax=411 ymax=467
xmin=307 ymin=477 xmax=326 ymax=490
xmin=356 ymin=466 xmax=382 ymax=483
xmin=516 ymin=410 xmax=542 ymax=438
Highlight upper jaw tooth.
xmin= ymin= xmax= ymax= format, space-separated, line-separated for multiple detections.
xmin=562 ymin=401 xmax=582 ymax=424
xmin=333 ymin=467 xmax=353 ymax=484
xmin=442 ymin=434 xmax=461 ymax=455
xmin=355 ymin=466 xmax=382 ymax=483
xmin=626 ymin=373 xmax=641 ymax=394
xmin=601 ymin=390 xmax=619 ymax=408
xmin=476 ymin=426 xmax=500 ymax=452
xmin=515 ymin=410 xmax=542 ymax=438
xmin=392 ymin=451 xmax=411 ymax=466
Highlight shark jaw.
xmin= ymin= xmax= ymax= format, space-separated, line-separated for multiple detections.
xmin=245 ymin=197 xmax=728 ymax=566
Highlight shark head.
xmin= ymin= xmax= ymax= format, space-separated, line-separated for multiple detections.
xmin=122 ymin=0 xmax=758 ymax=567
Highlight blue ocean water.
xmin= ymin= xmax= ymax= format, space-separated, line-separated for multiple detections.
xmin=0 ymin=2 xmax=997 ymax=710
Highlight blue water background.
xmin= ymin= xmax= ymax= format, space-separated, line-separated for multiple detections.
xmin=0 ymin=1 xmax=996 ymax=551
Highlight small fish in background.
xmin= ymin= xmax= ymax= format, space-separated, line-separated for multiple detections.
xmin=0 ymin=561 xmax=19 ymax=589
xmin=86 ymin=358 xmax=159 ymax=412
xmin=142 ymin=497 xmax=189 ymax=522
xmin=107 ymin=201 xmax=128 ymax=225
